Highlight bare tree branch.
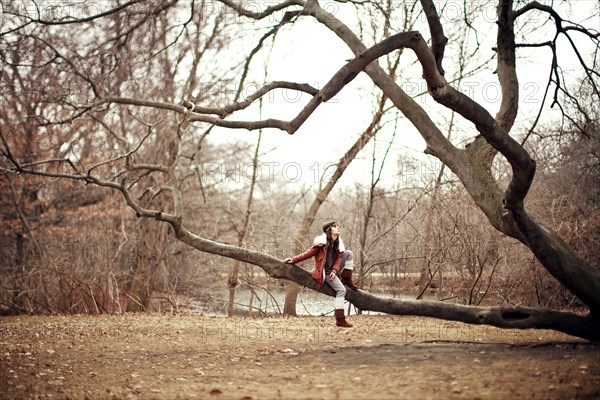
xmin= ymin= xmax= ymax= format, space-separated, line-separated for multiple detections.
xmin=419 ymin=0 xmax=448 ymax=75
xmin=513 ymin=0 xmax=600 ymax=135
xmin=495 ymin=0 xmax=519 ymax=133
xmin=190 ymin=81 xmax=319 ymax=117
xmin=2 ymin=0 xmax=145 ymax=28
xmin=217 ymin=0 xmax=303 ymax=20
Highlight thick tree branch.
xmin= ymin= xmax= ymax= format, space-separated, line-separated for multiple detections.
xmin=403 ymin=22 xmax=600 ymax=317
xmin=5 ymin=0 xmax=598 ymax=340
xmin=291 ymin=0 xmax=600 ymax=317
xmin=188 ymin=81 xmax=319 ymax=117
xmin=298 ymin=0 xmax=516 ymax=238
xmin=4 ymin=125 xmax=600 ymax=340
xmin=300 ymin=0 xmax=457 ymax=162
xmin=495 ymin=0 xmax=519 ymax=133
xmin=0 ymin=134 xmax=182 ymax=229
xmin=172 ymin=224 xmax=600 ymax=341
xmin=347 ymin=289 xmax=600 ymax=341
xmin=215 ymin=0 xmax=456 ymax=159
xmin=403 ymin=34 xmax=534 ymax=214
xmin=44 ymin=167 xmax=182 ymax=228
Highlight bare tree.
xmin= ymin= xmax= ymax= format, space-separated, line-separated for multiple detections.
xmin=226 ymin=132 xmax=262 ymax=316
xmin=356 ymin=116 xmax=397 ymax=291
xmin=1 ymin=0 xmax=600 ymax=339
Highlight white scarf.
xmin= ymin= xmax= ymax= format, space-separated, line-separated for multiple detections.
xmin=313 ymin=233 xmax=345 ymax=253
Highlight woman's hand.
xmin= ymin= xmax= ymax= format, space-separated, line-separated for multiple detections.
xmin=283 ymin=258 xmax=293 ymax=264
xmin=329 ymin=271 xmax=336 ymax=280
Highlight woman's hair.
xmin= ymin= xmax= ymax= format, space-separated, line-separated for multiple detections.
xmin=323 ymin=221 xmax=340 ymax=253
xmin=322 ymin=221 xmax=338 ymax=232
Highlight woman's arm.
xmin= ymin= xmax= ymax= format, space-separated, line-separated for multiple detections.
xmin=284 ymin=246 xmax=320 ymax=264
xmin=331 ymin=251 xmax=343 ymax=275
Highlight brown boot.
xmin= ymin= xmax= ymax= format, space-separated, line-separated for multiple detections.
xmin=335 ymin=309 xmax=353 ymax=328
xmin=340 ymin=269 xmax=359 ymax=289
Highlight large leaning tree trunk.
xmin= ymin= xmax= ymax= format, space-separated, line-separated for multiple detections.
xmin=127 ymin=216 xmax=169 ymax=312
xmin=1 ymin=0 xmax=599 ymax=340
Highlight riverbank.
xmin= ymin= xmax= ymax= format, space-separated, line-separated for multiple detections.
xmin=1 ymin=314 xmax=598 ymax=399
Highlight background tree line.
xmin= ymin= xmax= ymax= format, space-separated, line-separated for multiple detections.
xmin=2 ymin=126 xmax=598 ymax=314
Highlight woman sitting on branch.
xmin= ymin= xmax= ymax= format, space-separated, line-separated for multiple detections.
xmin=284 ymin=221 xmax=357 ymax=328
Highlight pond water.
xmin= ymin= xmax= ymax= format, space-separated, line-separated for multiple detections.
xmin=192 ymin=286 xmax=422 ymax=316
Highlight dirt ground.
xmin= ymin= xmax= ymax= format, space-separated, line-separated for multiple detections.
xmin=1 ymin=313 xmax=599 ymax=400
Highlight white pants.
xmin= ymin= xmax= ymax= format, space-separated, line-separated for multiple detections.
xmin=341 ymin=250 xmax=354 ymax=271
xmin=324 ymin=273 xmax=346 ymax=310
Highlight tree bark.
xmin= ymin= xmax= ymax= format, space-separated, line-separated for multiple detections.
xmin=127 ymin=218 xmax=167 ymax=312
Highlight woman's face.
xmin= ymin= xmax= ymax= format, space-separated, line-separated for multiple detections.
xmin=330 ymin=223 xmax=340 ymax=237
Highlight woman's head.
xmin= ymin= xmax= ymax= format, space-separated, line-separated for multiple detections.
xmin=323 ymin=221 xmax=341 ymax=241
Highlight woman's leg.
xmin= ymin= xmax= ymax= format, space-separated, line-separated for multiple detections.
xmin=339 ymin=250 xmax=359 ymax=289
xmin=340 ymin=250 xmax=353 ymax=271
xmin=325 ymin=274 xmax=346 ymax=310
xmin=325 ymin=274 xmax=352 ymax=327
